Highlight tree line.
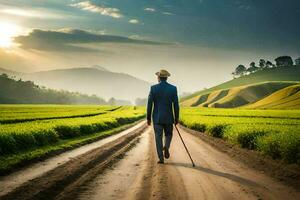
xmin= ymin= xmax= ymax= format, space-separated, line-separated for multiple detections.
xmin=0 ymin=74 xmax=107 ymax=104
xmin=232 ymin=56 xmax=300 ymax=77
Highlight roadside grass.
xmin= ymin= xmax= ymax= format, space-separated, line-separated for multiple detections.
xmin=0 ymin=121 xmax=142 ymax=175
xmin=180 ymin=108 xmax=300 ymax=164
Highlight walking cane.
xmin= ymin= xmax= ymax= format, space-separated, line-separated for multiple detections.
xmin=174 ymin=125 xmax=195 ymax=167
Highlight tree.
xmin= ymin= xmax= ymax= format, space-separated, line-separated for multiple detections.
xmin=247 ymin=62 xmax=259 ymax=73
xmin=259 ymin=59 xmax=266 ymax=69
xmin=295 ymin=58 xmax=300 ymax=66
xmin=0 ymin=73 xmax=9 ymax=80
xmin=233 ymin=65 xmax=247 ymax=77
xmin=250 ymin=62 xmax=256 ymax=68
xmin=275 ymin=56 xmax=293 ymax=67
xmin=0 ymin=75 xmax=107 ymax=104
xmin=231 ymin=72 xmax=237 ymax=78
xmin=265 ymin=60 xmax=274 ymax=68
xmin=108 ymin=97 xmax=116 ymax=106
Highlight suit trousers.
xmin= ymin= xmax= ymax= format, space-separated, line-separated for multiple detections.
xmin=153 ymin=123 xmax=173 ymax=161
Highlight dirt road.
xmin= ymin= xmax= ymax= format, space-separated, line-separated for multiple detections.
xmin=1 ymin=123 xmax=299 ymax=200
xmin=58 ymin=126 xmax=299 ymax=200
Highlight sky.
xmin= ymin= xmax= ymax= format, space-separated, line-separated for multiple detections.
xmin=0 ymin=0 xmax=299 ymax=93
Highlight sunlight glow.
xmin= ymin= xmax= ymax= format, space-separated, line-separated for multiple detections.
xmin=2 ymin=9 xmax=37 ymax=17
xmin=0 ymin=22 xmax=20 ymax=48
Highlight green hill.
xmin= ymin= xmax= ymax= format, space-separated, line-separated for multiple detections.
xmin=182 ymin=81 xmax=298 ymax=108
xmin=0 ymin=74 xmax=106 ymax=104
xmin=181 ymin=65 xmax=300 ymax=104
xmin=244 ymin=84 xmax=300 ymax=109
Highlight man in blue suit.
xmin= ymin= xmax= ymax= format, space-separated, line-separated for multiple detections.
xmin=147 ymin=69 xmax=179 ymax=164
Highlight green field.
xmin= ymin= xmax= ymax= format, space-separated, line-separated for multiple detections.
xmin=0 ymin=105 xmax=145 ymax=173
xmin=1 ymin=104 xmax=299 ymax=173
xmin=0 ymin=105 xmax=117 ymax=124
xmin=180 ymin=108 xmax=300 ymax=164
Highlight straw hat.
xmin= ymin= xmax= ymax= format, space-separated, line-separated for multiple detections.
xmin=155 ymin=69 xmax=171 ymax=77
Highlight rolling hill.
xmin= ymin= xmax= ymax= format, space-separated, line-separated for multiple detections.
xmin=244 ymin=84 xmax=300 ymax=109
xmin=0 ymin=67 xmax=150 ymax=101
xmin=181 ymin=66 xmax=300 ymax=103
xmin=181 ymin=66 xmax=300 ymax=108
xmin=181 ymin=82 xmax=298 ymax=108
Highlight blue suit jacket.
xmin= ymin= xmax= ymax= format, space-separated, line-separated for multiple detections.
xmin=147 ymin=80 xmax=179 ymax=124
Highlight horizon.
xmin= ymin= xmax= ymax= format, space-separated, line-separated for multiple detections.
xmin=0 ymin=0 xmax=299 ymax=94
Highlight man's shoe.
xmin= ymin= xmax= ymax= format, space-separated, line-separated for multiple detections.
xmin=164 ymin=147 xmax=170 ymax=159
xmin=157 ymin=160 xmax=164 ymax=164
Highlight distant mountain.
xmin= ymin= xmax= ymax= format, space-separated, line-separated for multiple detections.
xmin=91 ymin=65 xmax=109 ymax=71
xmin=0 ymin=67 xmax=150 ymax=101
xmin=181 ymin=65 xmax=300 ymax=106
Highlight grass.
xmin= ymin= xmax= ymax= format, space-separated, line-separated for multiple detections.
xmin=180 ymin=107 xmax=300 ymax=164
xmin=202 ymin=89 xmax=229 ymax=107
xmin=0 ymin=122 xmax=141 ymax=174
xmin=0 ymin=105 xmax=146 ymax=174
xmin=0 ymin=106 xmax=145 ymax=156
xmin=244 ymin=84 xmax=300 ymax=109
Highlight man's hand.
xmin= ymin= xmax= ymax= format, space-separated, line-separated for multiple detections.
xmin=147 ymin=119 xmax=151 ymax=126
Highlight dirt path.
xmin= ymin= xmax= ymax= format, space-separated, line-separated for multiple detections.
xmin=62 ymin=126 xmax=299 ymax=200
xmin=0 ymin=121 xmax=146 ymax=198
xmin=165 ymin=127 xmax=299 ymax=200
xmin=1 ymin=124 xmax=299 ymax=200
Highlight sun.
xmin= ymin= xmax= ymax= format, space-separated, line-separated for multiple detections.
xmin=0 ymin=22 xmax=20 ymax=48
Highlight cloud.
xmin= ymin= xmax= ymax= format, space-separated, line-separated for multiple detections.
xmin=235 ymin=1 xmax=251 ymax=10
xmin=162 ymin=12 xmax=174 ymax=15
xmin=0 ymin=8 xmax=65 ymax=19
xmin=129 ymin=35 xmax=147 ymax=40
xmin=238 ymin=5 xmax=251 ymax=10
xmin=14 ymin=29 xmax=163 ymax=52
xmin=144 ymin=7 xmax=156 ymax=12
xmin=129 ymin=19 xmax=139 ymax=24
xmin=144 ymin=7 xmax=174 ymax=16
xmin=70 ymin=1 xmax=122 ymax=18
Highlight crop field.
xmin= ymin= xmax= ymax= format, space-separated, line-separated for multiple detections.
xmin=0 ymin=105 xmax=116 ymax=124
xmin=180 ymin=108 xmax=300 ymax=164
xmin=0 ymin=105 xmax=145 ymax=173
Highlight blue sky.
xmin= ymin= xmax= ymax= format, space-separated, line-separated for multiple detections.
xmin=2 ymin=0 xmax=299 ymax=51
xmin=0 ymin=0 xmax=299 ymax=92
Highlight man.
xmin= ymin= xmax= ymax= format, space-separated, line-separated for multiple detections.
xmin=147 ymin=69 xmax=179 ymax=164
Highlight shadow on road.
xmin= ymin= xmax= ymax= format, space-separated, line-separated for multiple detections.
xmin=164 ymin=162 xmax=260 ymax=187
